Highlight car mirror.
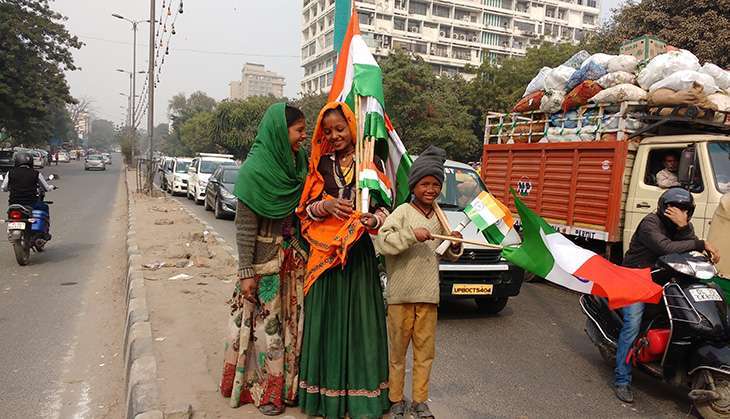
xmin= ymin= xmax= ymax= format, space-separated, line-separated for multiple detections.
xmin=678 ymin=146 xmax=696 ymax=185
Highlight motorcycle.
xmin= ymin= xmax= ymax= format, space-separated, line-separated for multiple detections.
xmin=581 ymin=252 xmax=730 ymax=418
xmin=1 ymin=174 xmax=56 ymax=265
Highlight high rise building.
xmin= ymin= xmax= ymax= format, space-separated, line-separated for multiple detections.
xmin=74 ymin=111 xmax=91 ymax=139
xmin=229 ymin=63 xmax=286 ymax=100
xmin=301 ymin=0 xmax=600 ymax=95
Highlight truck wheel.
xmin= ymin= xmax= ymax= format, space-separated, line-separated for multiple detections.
xmin=475 ymin=297 xmax=508 ymax=314
xmin=693 ymin=372 xmax=730 ymax=419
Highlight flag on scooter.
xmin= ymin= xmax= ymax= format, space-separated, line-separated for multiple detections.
xmin=502 ymin=190 xmax=662 ymax=309
xmin=464 ymin=191 xmax=521 ymax=246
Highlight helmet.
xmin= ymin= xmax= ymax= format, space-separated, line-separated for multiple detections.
xmin=13 ymin=151 xmax=32 ymax=167
xmin=658 ymin=187 xmax=695 ymax=221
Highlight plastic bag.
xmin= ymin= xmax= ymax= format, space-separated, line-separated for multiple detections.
xmin=589 ymin=84 xmax=648 ymax=104
xmin=637 ymin=49 xmax=701 ymax=90
xmin=701 ymin=63 xmax=730 ymax=90
xmin=581 ymin=53 xmax=615 ymax=69
xmin=512 ymin=90 xmax=544 ymax=112
xmin=544 ymin=66 xmax=576 ymax=92
xmin=562 ymin=80 xmax=603 ymax=112
xmin=540 ymin=90 xmax=565 ymax=114
xmin=562 ymin=50 xmax=591 ymax=69
xmin=566 ymin=60 xmax=608 ymax=91
xmin=524 ymin=67 xmax=551 ymax=97
xmin=607 ymin=55 xmax=639 ymax=74
xmin=596 ymin=71 xmax=636 ymax=89
xmin=648 ymin=70 xmax=719 ymax=93
xmin=708 ymin=93 xmax=730 ymax=112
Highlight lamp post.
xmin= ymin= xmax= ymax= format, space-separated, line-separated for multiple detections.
xmin=116 ymin=69 xmax=146 ymax=127
xmin=111 ymin=14 xmax=149 ymax=127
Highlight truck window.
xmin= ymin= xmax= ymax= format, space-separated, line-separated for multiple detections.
xmin=438 ymin=166 xmax=487 ymax=210
xmin=709 ymin=142 xmax=730 ymax=194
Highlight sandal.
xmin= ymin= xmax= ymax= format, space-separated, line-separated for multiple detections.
xmin=258 ymin=404 xmax=284 ymax=416
xmin=411 ymin=402 xmax=435 ymax=419
xmin=390 ymin=399 xmax=409 ymax=418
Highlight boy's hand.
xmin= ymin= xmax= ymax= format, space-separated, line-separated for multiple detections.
xmin=413 ymin=227 xmax=433 ymax=242
xmin=360 ymin=213 xmax=377 ymax=229
xmin=664 ymin=207 xmax=688 ymax=228
xmin=450 ymin=231 xmax=463 ymax=250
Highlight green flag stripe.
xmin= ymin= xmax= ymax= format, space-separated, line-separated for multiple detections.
xmin=501 ymin=191 xmax=555 ymax=278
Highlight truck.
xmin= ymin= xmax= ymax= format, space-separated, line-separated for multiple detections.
xmin=480 ymin=102 xmax=730 ymax=266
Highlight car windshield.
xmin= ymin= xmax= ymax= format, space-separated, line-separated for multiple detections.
xmin=709 ymin=142 xmax=730 ymax=194
xmin=222 ymin=169 xmax=238 ymax=184
xmin=200 ymin=160 xmax=222 ymax=174
xmin=438 ymin=166 xmax=487 ymax=210
xmin=175 ymin=161 xmax=190 ymax=173
xmin=88 ymin=155 xmax=102 ymax=160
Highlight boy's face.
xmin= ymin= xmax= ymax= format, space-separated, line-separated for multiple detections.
xmin=413 ymin=175 xmax=442 ymax=207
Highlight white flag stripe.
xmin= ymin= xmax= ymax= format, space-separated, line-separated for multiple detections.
xmin=539 ymin=229 xmax=594 ymax=293
xmin=543 ymin=232 xmax=596 ymax=273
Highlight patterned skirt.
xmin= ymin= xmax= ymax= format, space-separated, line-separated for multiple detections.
xmin=298 ymin=236 xmax=390 ymax=418
xmin=220 ymin=247 xmax=306 ymax=409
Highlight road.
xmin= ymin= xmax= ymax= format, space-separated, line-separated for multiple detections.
xmin=163 ymin=178 xmax=691 ymax=418
xmin=0 ymin=158 xmax=125 ymax=419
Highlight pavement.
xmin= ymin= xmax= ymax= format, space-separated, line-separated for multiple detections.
xmin=161 ymin=175 xmax=694 ymax=418
xmin=0 ymin=157 xmax=126 ymax=419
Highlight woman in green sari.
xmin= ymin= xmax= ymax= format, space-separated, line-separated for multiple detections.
xmin=220 ymin=103 xmax=309 ymax=416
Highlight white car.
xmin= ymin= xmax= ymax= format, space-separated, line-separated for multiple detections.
xmin=165 ymin=158 xmax=192 ymax=196
xmin=57 ymin=151 xmax=70 ymax=163
xmin=187 ymin=153 xmax=236 ymax=205
xmin=31 ymin=150 xmax=45 ymax=168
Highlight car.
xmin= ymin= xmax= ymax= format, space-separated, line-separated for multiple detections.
xmin=69 ymin=150 xmax=78 ymax=160
xmin=84 ymin=154 xmax=106 ymax=171
xmin=187 ymin=153 xmax=236 ymax=205
xmin=165 ymin=158 xmax=193 ymax=196
xmin=57 ymin=151 xmax=70 ymax=163
xmin=0 ymin=149 xmax=14 ymax=173
xmin=101 ymin=153 xmax=112 ymax=165
xmin=31 ymin=150 xmax=45 ymax=168
xmin=204 ymin=165 xmax=240 ymax=219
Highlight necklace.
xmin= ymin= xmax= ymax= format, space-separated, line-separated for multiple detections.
xmin=411 ymin=202 xmax=434 ymax=218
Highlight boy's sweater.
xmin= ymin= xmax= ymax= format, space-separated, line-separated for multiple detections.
xmin=375 ymin=203 xmax=462 ymax=305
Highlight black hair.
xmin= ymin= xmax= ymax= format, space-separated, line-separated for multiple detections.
xmin=663 ymin=151 xmax=679 ymax=161
xmin=322 ymin=106 xmax=346 ymax=120
xmin=285 ymin=105 xmax=305 ymax=128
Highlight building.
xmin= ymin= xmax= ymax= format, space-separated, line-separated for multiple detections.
xmin=301 ymin=0 xmax=601 ymax=94
xmin=74 ymin=111 xmax=91 ymax=139
xmin=229 ymin=63 xmax=286 ymax=100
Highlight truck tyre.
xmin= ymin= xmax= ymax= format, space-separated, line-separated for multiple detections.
xmin=475 ymin=297 xmax=508 ymax=314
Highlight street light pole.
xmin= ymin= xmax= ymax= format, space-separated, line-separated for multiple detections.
xmin=147 ymin=0 xmax=155 ymax=191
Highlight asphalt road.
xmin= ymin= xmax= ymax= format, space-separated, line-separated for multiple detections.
xmin=161 ymin=176 xmax=690 ymax=418
xmin=0 ymin=158 xmax=125 ymax=418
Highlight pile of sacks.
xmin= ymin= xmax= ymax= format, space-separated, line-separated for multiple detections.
xmin=510 ymin=48 xmax=730 ymax=143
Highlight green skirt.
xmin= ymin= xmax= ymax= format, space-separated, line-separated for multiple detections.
xmin=299 ymin=236 xmax=390 ymax=419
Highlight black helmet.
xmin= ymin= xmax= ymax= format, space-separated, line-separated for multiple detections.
xmin=13 ymin=151 xmax=32 ymax=167
xmin=658 ymin=187 xmax=695 ymax=221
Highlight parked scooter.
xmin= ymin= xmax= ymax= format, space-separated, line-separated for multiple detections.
xmin=581 ymin=252 xmax=730 ymax=418
xmin=1 ymin=173 xmax=56 ymax=265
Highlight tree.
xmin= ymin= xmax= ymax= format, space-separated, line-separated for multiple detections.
xmin=166 ymin=91 xmax=217 ymax=156
xmin=0 ymin=0 xmax=82 ymax=143
xmin=87 ymin=119 xmax=116 ymax=150
xmin=291 ymin=92 xmax=328 ymax=137
xmin=210 ymin=95 xmax=280 ymax=158
xmin=598 ymin=0 xmax=730 ymax=67
xmin=180 ymin=111 xmax=216 ymax=155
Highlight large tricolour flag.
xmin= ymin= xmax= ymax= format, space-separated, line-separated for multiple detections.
xmin=328 ymin=6 xmax=412 ymax=206
xmin=502 ymin=191 xmax=663 ymax=309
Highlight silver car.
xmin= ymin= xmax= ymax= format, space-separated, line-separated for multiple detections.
xmin=85 ymin=154 xmax=106 ymax=171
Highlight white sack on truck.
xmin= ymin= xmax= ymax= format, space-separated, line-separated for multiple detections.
xmin=545 ymin=66 xmax=576 ymax=92
xmin=589 ymin=84 xmax=648 ymax=104
xmin=649 ymin=70 xmax=720 ymax=94
xmin=597 ymin=71 xmax=636 ymax=89
xmin=637 ymin=49 xmax=701 ymax=90
xmin=523 ymin=67 xmax=552 ymax=97
xmin=607 ymin=55 xmax=639 ymax=74
xmin=701 ymin=63 xmax=730 ymax=90
xmin=540 ymin=89 xmax=565 ymax=114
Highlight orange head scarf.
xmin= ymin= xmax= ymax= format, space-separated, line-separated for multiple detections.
xmin=296 ymin=102 xmax=367 ymax=295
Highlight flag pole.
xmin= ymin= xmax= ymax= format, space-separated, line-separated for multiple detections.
xmin=355 ymin=95 xmax=362 ymax=213
xmin=431 ymin=233 xmax=503 ymax=250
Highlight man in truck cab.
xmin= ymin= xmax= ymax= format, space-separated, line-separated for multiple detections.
xmin=655 ymin=152 xmax=680 ymax=189
xmin=613 ymin=187 xmax=720 ymax=403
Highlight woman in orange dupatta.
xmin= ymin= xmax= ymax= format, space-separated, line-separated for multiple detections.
xmin=296 ymin=102 xmax=391 ymax=418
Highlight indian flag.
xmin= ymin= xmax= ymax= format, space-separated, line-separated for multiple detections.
xmin=328 ymin=6 xmax=412 ymax=206
xmin=502 ymin=191 xmax=663 ymax=309
xmin=464 ymin=192 xmax=521 ymax=246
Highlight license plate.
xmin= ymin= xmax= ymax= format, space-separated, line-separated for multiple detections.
xmin=689 ymin=288 xmax=723 ymax=302
xmin=452 ymin=284 xmax=493 ymax=295
xmin=7 ymin=222 xmax=25 ymax=230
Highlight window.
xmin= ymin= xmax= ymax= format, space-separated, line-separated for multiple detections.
xmin=409 ymin=1 xmax=428 ymax=15
xmin=175 ymin=161 xmax=190 ymax=173
xmin=709 ymin=142 xmax=730 ymax=194
xmin=433 ymin=5 xmax=450 ymax=18
xmin=583 ymin=14 xmax=595 ymax=25
xmin=359 ymin=13 xmax=373 ymax=26
xmin=394 ymin=17 xmax=406 ymax=31
xmin=643 ymin=148 xmax=701 ymax=191
xmin=438 ymin=166 xmax=488 ymax=210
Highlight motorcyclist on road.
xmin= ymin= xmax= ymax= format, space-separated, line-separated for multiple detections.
xmin=613 ymin=187 xmax=720 ymax=403
xmin=1 ymin=151 xmax=55 ymax=239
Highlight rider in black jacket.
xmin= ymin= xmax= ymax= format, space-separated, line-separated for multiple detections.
xmin=1 ymin=151 xmax=55 ymax=239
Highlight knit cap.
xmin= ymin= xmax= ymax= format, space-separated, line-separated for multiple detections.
xmin=408 ymin=145 xmax=446 ymax=191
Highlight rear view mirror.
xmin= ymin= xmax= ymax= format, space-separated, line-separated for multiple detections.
xmin=678 ymin=146 xmax=696 ymax=185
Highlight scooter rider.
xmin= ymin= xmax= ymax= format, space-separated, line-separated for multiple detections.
xmin=613 ymin=187 xmax=720 ymax=403
xmin=1 ymin=151 xmax=55 ymax=239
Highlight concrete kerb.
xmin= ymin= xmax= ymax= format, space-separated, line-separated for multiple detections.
xmin=123 ymin=165 xmax=163 ymax=419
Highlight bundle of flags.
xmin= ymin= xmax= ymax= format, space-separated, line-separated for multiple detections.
xmin=328 ymin=6 xmax=412 ymax=207
xmin=464 ymin=190 xmax=663 ymax=309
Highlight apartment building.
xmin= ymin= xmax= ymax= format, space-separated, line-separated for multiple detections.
xmin=229 ymin=63 xmax=286 ymax=100
xmin=301 ymin=0 xmax=600 ymax=94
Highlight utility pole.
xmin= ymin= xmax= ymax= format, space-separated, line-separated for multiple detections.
xmin=147 ymin=0 xmax=155 ymax=192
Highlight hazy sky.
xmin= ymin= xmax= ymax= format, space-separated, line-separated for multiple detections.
xmin=54 ymin=0 xmax=624 ymax=128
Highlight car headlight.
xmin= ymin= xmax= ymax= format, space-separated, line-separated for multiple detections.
xmin=220 ymin=189 xmax=234 ymax=200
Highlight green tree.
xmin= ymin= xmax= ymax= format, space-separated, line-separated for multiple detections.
xmin=0 ymin=0 xmax=82 ymax=144
xmin=179 ymin=111 xmax=216 ymax=155
xmin=597 ymin=0 xmax=730 ymax=67
xmin=87 ymin=119 xmax=116 ymax=150
xmin=167 ymin=91 xmax=217 ymax=156
xmin=210 ymin=95 xmax=280 ymax=158
xmin=291 ymin=92 xmax=328 ymax=137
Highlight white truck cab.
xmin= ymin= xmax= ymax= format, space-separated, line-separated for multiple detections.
xmin=187 ymin=153 xmax=236 ymax=204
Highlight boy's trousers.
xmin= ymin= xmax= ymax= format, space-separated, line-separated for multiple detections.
xmin=387 ymin=303 xmax=437 ymax=403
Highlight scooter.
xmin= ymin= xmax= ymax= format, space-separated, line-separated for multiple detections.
xmin=1 ymin=174 xmax=56 ymax=265
xmin=581 ymin=252 xmax=730 ymax=419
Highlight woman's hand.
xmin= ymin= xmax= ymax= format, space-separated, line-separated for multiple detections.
xmin=360 ymin=213 xmax=378 ymax=229
xmin=322 ymin=198 xmax=354 ymax=220
xmin=240 ymin=277 xmax=258 ymax=303
xmin=705 ymin=242 xmax=721 ymax=264
xmin=413 ymin=227 xmax=433 ymax=242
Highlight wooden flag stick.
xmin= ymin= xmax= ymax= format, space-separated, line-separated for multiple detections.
xmin=431 ymin=233 xmax=503 ymax=250
xmin=433 ymin=202 xmax=451 ymax=234
xmin=355 ymin=96 xmax=362 ymax=212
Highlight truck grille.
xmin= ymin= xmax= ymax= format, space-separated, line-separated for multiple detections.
xmin=452 ymin=248 xmax=502 ymax=265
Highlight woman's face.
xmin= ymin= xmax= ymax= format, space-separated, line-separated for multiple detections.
xmin=321 ymin=110 xmax=353 ymax=152
xmin=288 ymin=118 xmax=307 ymax=152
